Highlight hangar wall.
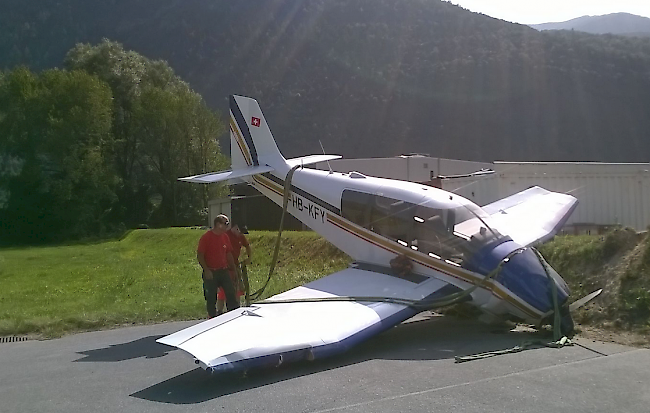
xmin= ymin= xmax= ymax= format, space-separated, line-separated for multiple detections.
xmin=443 ymin=162 xmax=650 ymax=232
xmin=315 ymin=157 xmax=650 ymax=232
xmin=314 ymin=155 xmax=493 ymax=182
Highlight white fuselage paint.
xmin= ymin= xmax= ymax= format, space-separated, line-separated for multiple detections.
xmin=247 ymin=165 xmax=540 ymax=323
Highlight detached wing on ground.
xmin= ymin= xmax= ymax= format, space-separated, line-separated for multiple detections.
xmin=157 ymin=266 xmax=459 ymax=372
xmin=482 ymin=186 xmax=578 ymax=247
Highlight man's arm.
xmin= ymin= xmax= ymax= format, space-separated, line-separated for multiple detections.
xmin=242 ymin=244 xmax=253 ymax=265
xmin=197 ymin=251 xmax=213 ymax=280
xmin=226 ymin=251 xmax=244 ymax=291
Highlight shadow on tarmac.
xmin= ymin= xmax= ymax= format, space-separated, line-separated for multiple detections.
xmin=74 ymin=335 xmax=174 ymax=362
xmin=130 ymin=316 xmax=547 ymax=404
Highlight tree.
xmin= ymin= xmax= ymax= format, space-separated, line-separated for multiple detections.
xmin=133 ymin=86 xmax=226 ymax=226
xmin=64 ymin=39 xmax=226 ymax=227
xmin=0 ymin=67 xmax=116 ymax=243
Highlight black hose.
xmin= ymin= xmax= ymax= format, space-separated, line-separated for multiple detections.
xmin=249 ymin=164 xmax=302 ymax=301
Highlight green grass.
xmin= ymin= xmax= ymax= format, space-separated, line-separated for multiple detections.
xmin=540 ymin=228 xmax=650 ymax=330
xmin=538 ymin=234 xmax=615 ymax=300
xmin=0 ymin=229 xmax=350 ymax=338
xmin=2 ymin=227 xmax=648 ymax=338
xmin=619 ymin=233 xmax=650 ymax=323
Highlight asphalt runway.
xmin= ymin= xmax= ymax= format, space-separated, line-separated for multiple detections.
xmin=1 ymin=313 xmax=648 ymax=413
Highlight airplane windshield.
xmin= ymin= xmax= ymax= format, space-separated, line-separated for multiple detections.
xmin=448 ymin=203 xmax=497 ymax=239
xmin=341 ymin=189 xmax=502 ymax=268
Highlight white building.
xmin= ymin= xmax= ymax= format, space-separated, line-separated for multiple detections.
xmin=315 ymin=156 xmax=650 ymax=233
xmin=207 ymin=197 xmax=232 ymax=228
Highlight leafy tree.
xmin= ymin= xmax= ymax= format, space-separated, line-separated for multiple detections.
xmin=64 ymin=39 xmax=226 ymax=227
xmin=0 ymin=67 xmax=116 ymax=243
xmin=64 ymin=40 xmax=153 ymax=226
xmin=133 ymin=86 xmax=226 ymax=226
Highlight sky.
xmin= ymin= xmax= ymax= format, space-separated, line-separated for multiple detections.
xmin=443 ymin=1 xmax=650 ymax=25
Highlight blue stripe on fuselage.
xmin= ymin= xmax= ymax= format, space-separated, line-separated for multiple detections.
xmin=230 ymin=95 xmax=259 ymax=166
xmin=262 ymin=172 xmax=341 ymax=215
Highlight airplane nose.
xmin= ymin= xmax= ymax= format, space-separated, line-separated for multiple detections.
xmin=464 ymin=239 xmax=572 ymax=322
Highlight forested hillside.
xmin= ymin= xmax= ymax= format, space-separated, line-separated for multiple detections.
xmin=531 ymin=13 xmax=650 ymax=36
xmin=2 ymin=0 xmax=650 ymax=162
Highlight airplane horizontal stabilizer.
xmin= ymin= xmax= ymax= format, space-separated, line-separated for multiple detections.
xmin=286 ymin=154 xmax=342 ymax=168
xmin=483 ymin=186 xmax=578 ymax=246
xmin=178 ymin=165 xmax=274 ymax=183
xmin=157 ymin=267 xmax=456 ymax=372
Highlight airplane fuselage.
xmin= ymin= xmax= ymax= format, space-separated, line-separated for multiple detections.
xmin=246 ymin=166 xmax=569 ymax=324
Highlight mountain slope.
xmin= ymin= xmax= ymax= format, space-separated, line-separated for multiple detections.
xmin=531 ymin=13 xmax=650 ymax=36
xmin=2 ymin=0 xmax=650 ymax=162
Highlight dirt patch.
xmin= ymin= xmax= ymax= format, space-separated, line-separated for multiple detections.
xmin=574 ymin=324 xmax=649 ymax=348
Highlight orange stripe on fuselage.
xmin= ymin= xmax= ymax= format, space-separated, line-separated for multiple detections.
xmin=253 ymin=174 xmax=283 ymax=197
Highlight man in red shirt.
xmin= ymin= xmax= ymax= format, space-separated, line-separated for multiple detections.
xmin=197 ymin=214 xmax=240 ymax=318
xmin=217 ymin=223 xmax=252 ymax=312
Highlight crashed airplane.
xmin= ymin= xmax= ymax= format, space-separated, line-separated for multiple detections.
xmin=157 ymin=95 xmax=583 ymax=373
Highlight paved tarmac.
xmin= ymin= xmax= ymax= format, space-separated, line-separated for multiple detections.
xmin=1 ymin=313 xmax=648 ymax=413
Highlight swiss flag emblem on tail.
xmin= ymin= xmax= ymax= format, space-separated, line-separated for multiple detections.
xmin=251 ymin=117 xmax=261 ymax=127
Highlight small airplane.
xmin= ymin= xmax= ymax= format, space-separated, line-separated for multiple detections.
xmin=158 ymin=95 xmax=583 ymax=373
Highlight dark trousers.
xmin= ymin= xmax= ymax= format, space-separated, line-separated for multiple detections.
xmin=203 ymin=268 xmax=239 ymax=317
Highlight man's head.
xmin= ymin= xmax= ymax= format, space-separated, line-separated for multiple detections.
xmin=212 ymin=214 xmax=230 ymax=234
xmin=230 ymin=223 xmax=249 ymax=235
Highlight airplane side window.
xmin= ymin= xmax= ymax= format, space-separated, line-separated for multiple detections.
xmin=390 ymin=200 xmax=417 ymax=243
xmin=368 ymin=197 xmax=393 ymax=236
xmin=341 ymin=190 xmax=373 ymax=228
xmin=446 ymin=209 xmax=456 ymax=233
xmin=412 ymin=206 xmax=477 ymax=266
xmin=369 ymin=195 xmax=416 ymax=243
xmin=414 ymin=214 xmax=460 ymax=260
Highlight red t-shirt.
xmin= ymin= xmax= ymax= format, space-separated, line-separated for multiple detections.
xmin=226 ymin=230 xmax=250 ymax=261
xmin=197 ymin=231 xmax=232 ymax=269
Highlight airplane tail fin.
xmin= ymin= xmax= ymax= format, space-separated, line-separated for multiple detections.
xmin=230 ymin=95 xmax=286 ymax=170
xmin=179 ymin=95 xmax=341 ymax=184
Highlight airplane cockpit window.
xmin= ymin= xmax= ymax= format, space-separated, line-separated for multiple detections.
xmin=341 ymin=189 xmax=503 ymax=268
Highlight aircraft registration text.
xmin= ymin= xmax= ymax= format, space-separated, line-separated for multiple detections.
xmin=290 ymin=193 xmax=326 ymax=224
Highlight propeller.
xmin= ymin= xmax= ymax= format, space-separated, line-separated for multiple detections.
xmin=569 ymin=289 xmax=603 ymax=312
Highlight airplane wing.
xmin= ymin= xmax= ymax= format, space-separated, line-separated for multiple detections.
xmin=482 ymin=186 xmax=578 ymax=247
xmin=157 ymin=266 xmax=460 ymax=372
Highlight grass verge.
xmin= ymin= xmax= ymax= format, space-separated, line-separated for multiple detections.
xmin=539 ymin=228 xmax=650 ymax=335
xmin=0 ymin=228 xmax=349 ymax=338
xmin=1 ymin=227 xmax=648 ymax=340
